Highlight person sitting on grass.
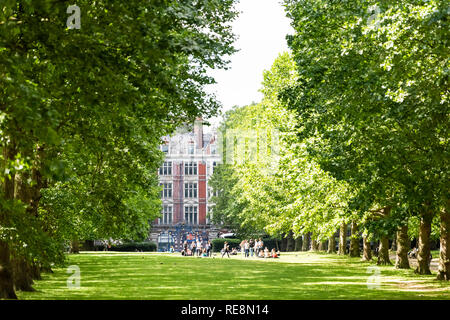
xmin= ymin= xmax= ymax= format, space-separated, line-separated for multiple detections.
xmin=271 ymin=248 xmax=279 ymax=258
xmin=276 ymin=250 xmax=281 ymax=257
xmin=264 ymin=247 xmax=270 ymax=258
xmin=231 ymin=247 xmax=238 ymax=255
xmin=202 ymin=248 xmax=208 ymax=257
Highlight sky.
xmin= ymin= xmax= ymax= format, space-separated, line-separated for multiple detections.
xmin=206 ymin=0 xmax=294 ymax=126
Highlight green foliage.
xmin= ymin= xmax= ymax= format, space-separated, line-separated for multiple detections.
xmin=98 ymin=241 xmax=157 ymax=252
xmin=282 ymin=0 xmax=448 ymax=236
xmin=211 ymin=238 xmax=242 ymax=252
xmin=211 ymin=52 xmax=352 ymax=240
xmin=0 ymin=0 xmax=239 ymax=282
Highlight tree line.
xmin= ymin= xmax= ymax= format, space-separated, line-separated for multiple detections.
xmin=0 ymin=0 xmax=238 ymax=299
xmin=210 ymin=0 xmax=448 ymax=282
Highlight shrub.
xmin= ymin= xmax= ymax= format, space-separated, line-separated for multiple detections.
xmin=94 ymin=241 xmax=157 ymax=252
xmin=212 ymin=238 xmax=241 ymax=252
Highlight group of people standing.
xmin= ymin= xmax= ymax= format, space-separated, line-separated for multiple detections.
xmin=182 ymin=239 xmax=212 ymax=257
xmin=221 ymin=238 xmax=280 ymax=259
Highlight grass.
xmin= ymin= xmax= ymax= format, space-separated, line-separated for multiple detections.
xmin=17 ymin=251 xmax=450 ymax=300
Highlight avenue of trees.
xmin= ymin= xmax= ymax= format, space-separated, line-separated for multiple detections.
xmin=210 ymin=0 xmax=448 ymax=281
xmin=0 ymin=0 xmax=238 ymax=299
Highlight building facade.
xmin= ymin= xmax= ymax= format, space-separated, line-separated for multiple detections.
xmin=149 ymin=119 xmax=222 ymax=251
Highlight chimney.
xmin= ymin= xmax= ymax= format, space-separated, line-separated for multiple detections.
xmin=194 ymin=117 xmax=203 ymax=150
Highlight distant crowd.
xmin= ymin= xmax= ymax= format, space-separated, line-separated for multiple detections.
xmin=221 ymin=239 xmax=280 ymax=259
xmin=176 ymin=237 xmax=281 ymax=259
xmin=180 ymin=239 xmax=212 ymax=257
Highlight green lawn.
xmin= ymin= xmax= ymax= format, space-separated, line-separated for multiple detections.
xmin=17 ymin=251 xmax=450 ymax=300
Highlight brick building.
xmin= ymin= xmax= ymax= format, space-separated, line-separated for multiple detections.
xmin=149 ymin=119 xmax=222 ymax=251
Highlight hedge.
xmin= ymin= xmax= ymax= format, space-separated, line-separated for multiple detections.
xmin=94 ymin=241 xmax=157 ymax=252
xmin=211 ymin=239 xmax=242 ymax=252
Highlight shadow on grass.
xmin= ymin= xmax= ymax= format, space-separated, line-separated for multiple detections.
xmin=17 ymin=252 xmax=450 ymax=300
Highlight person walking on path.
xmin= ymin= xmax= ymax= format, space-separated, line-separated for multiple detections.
xmin=191 ymin=241 xmax=197 ymax=256
xmin=197 ymin=239 xmax=202 ymax=256
xmin=249 ymin=239 xmax=254 ymax=257
xmin=222 ymin=241 xmax=230 ymax=258
xmin=240 ymin=240 xmax=246 ymax=257
xmin=244 ymin=240 xmax=250 ymax=258
xmin=206 ymin=240 xmax=212 ymax=257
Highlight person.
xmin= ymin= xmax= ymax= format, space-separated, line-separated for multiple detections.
xmin=202 ymin=248 xmax=208 ymax=257
xmin=169 ymin=246 xmax=174 ymax=253
xmin=276 ymin=250 xmax=281 ymax=257
xmin=258 ymin=248 xmax=264 ymax=258
xmin=271 ymin=248 xmax=278 ymax=258
xmin=264 ymin=247 xmax=269 ymax=258
xmin=183 ymin=240 xmax=188 ymax=255
xmin=249 ymin=239 xmax=254 ymax=257
xmin=222 ymin=241 xmax=230 ymax=258
xmin=191 ymin=241 xmax=197 ymax=256
xmin=197 ymin=240 xmax=202 ymax=257
xmin=206 ymin=240 xmax=212 ymax=257
xmin=409 ymin=247 xmax=418 ymax=259
xmin=244 ymin=240 xmax=250 ymax=258
xmin=254 ymin=239 xmax=259 ymax=256
xmin=231 ymin=247 xmax=238 ymax=255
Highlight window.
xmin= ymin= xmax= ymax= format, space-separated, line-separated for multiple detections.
xmin=184 ymin=183 xmax=197 ymax=198
xmin=159 ymin=162 xmax=172 ymax=175
xmin=211 ymin=144 xmax=217 ymax=154
xmin=184 ymin=206 xmax=197 ymax=225
xmin=159 ymin=205 xmax=173 ymax=225
xmin=184 ymin=162 xmax=197 ymax=175
xmin=212 ymin=161 xmax=217 ymax=173
xmin=188 ymin=142 xmax=195 ymax=155
xmin=161 ymin=143 xmax=169 ymax=153
xmin=160 ymin=183 xmax=172 ymax=198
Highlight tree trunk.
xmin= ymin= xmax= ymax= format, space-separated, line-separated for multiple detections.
xmin=328 ymin=235 xmax=336 ymax=254
xmin=395 ymin=224 xmax=410 ymax=269
xmin=286 ymin=231 xmax=294 ymax=252
xmin=349 ymin=221 xmax=360 ymax=257
xmin=338 ymin=223 xmax=347 ymax=255
xmin=437 ymin=209 xmax=450 ymax=280
xmin=377 ymin=236 xmax=391 ymax=265
xmin=362 ymin=236 xmax=372 ymax=261
xmin=30 ymin=263 xmax=42 ymax=280
xmin=281 ymin=236 xmax=288 ymax=252
xmin=12 ymin=258 xmax=35 ymax=292
xmin=416 ymin=207 xmax=433 ymax=275
xmin=12 ymin=171 xmax=36 ymax=291
xmin=318 ymin=241 xmax=326 ymax=251
xmin=294 ymin=236 xmax=302 ymax=252
xmin=0 ymin=145 xmax=18 ymax=299
xmin=71 ymin=240 xmax=80 ymax=254
xmin=302 ymin=233 xmax=310 ymax=251
xmin=310 ymin=239 xmax=318 ymax=251
xmin=391 ymin=233 xmax=397 ymax=251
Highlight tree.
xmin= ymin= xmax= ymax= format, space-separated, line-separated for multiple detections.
xmin=0 ymin=0 xmax=238 ymax=298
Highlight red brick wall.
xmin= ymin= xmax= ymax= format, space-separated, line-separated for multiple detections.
xmin=173 ymin=162 xmax=183 ymax=223
xmin=198 ymin=161 xmax=207 ymax=224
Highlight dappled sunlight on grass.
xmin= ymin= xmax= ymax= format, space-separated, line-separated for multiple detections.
xmin=17 ymin=251 xmax=450 ymax=300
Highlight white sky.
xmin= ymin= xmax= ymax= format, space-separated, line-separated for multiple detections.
xmin=206 ymin=0 xmax=294 ymax=126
